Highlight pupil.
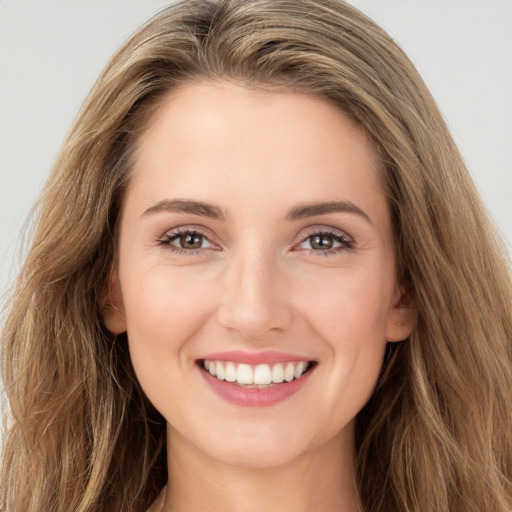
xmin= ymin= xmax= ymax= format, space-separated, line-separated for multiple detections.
xmin=311 ymin=235 xmax=333 ymax=250
xmin=181 ymin=233 xmax=202 ymax=249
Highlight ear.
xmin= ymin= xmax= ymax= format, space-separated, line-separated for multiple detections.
xmin=100 ymin=270 xmax=127 ymax=334
xmin=386 ymin=285 xmax=416 ymax=342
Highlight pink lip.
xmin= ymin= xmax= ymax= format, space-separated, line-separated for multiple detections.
xmin=198 ymin=361 xmax=316 ymax=408
xmin=199 ymin=350 xmax=311 ymax=365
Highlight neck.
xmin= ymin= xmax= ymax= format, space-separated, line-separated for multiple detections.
xmin=161 ymin=425 xmax=360 ymax=512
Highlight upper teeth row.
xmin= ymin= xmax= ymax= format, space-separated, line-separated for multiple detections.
xmin=203 ymin=360 xmax=309 ymax=385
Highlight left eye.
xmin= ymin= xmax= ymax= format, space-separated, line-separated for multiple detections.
xmin=297 ymin=232 xmax=352 ymax=251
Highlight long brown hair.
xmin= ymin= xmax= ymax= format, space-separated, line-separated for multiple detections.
xmin=2 ymin=1 xmax=511 ymax=511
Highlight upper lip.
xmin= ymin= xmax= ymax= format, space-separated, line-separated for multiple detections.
xmin=198 ymin=350 xmax=314 ymax=365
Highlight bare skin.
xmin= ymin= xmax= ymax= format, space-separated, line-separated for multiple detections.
xmin=162 ymin=423 xmax=359 ymax=512
xmin=103 ymin=81 xmax=415 ymax=512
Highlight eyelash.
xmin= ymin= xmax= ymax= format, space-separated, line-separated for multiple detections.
xmin=294 ymin=229 xmax=355 ymax=257
xmin=157 ymin=228 xmax=216 ymax=255
xmin=156 ymin=227 xmax=354 ymax=257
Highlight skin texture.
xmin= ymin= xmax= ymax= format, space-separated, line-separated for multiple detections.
xmin=103 ymin=81 xmax=415 ymax=512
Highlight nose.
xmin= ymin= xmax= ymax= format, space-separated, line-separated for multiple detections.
xmin=217 ymin=248 xmax=293 ymax=340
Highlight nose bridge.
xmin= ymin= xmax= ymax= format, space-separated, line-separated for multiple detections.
xmin=218 ymin=242 xmax=291 ymax=339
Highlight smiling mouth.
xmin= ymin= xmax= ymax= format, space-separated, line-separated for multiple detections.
xmin=198 ymin=359 xmax=316 ymax=388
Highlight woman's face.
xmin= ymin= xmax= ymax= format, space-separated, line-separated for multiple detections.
xmin=104 ymin=81 xmax=414 ymax=469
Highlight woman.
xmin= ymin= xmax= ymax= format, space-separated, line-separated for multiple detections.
xmin=1 ymin=1 xmax=511 ymax=511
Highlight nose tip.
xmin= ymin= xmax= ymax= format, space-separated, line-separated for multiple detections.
xmin=219 ymin=305 xmax=290 ymax=341
xmin=217 ymin=257 xmax=292 ymax=340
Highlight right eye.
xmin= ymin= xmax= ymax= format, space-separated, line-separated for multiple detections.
xmin=158 ymin=229 xmax=217 ymax=254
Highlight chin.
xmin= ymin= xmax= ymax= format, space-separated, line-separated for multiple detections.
xmin=208 ymin=438 xmax=308 ymax=470
xmin=184 ymin=417 xmax=336 ymax=470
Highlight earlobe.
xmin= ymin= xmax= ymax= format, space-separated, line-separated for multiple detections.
xmin=386 ymin=285 xmax=416 ymax=342
xmin=100 ymin=271 xmax=127 ymax=334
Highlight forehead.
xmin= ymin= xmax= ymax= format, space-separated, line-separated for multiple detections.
xmin=127 ymin=81 xmax=387 ymax=222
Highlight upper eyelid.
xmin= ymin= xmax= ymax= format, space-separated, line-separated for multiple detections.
xmin=296 ymin=225 xmax=354 ymax=242
xmin=160 ymin=225 xmax=217 ymax=241
xmin=161 ymin=225 xmax=352 ymax=236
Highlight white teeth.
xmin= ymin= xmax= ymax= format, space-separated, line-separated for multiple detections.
xmin=253 ymin=364 xmax=272 ymax=385
xmin=225 ymin=362 xmax=237 ymax=382
xmin=271 ymin=364 xmax=284 ymax=383
xmin=203 ymin=359 xmax=311 ymax=385
xmin=215 ymin=361 xmax=225 ymax=380
xmin=236 ymin=364 xmax=253 ymax=385
xmin=295 ymin=361 xmax=308 ymax=379
xmin=284 ymin=362 xmax=295 ymax=382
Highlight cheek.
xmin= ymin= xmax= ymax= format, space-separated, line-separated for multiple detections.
xmin=119 ymin=267 xmax=220 ymax=430
xmin=296 ymin=266 xmax=393 ymax=416
xmin=119 ymin=266 xmax=215 ymax=375
xmin=123 ymin=261 xmax=213 ymax=325
xmin=297 ymin=264 xmax=394 ymax=344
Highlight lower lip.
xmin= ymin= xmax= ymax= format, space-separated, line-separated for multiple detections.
xmin=198 ymin=365 xmax=314 ymax=407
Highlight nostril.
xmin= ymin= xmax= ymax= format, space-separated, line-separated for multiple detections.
xmin=216 ymin=264 xmax=293 ymax=338
xmin=217 ymin=305 xmax=293 ymax=340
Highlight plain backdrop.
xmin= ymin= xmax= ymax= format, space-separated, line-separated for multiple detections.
xmin=1 ymin=0 xmax=511 ymax=306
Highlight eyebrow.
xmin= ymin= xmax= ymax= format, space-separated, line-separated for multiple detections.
xmin=142 ymin=199 xmax=225 ymax=220
xmin=286 ymin=200 xmax=372 ymax=224
xmin=141 ymin=198 xmax=372 ymax=225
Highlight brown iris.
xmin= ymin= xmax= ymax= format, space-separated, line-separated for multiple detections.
xmin=310 ymin=234 xmax=334 ymax=250
xmin=179 ymin=233 xmax=203 ymax=249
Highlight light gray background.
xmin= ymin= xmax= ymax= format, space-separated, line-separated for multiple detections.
xmin=1 ymin=0 xmax=511 ymax=306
